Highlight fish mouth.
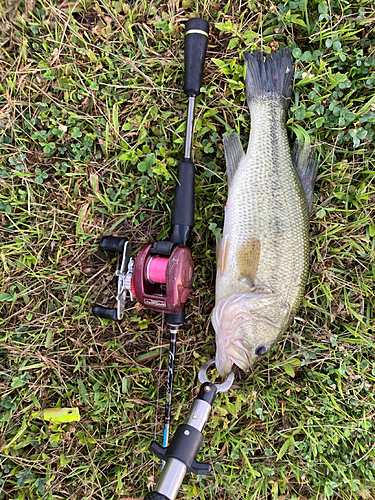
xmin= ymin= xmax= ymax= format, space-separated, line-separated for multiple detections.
xmin=216 ymin=338 xmax=253 ymax=377
xmin=228 ymin=339 xmax=253 ymax=371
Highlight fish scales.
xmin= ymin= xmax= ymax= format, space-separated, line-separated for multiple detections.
xmin=221 ymin=98 xmax=310 ymax=306
xmin=212 ymin=48 xmax=316 ymax=376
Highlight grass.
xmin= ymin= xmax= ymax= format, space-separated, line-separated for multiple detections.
xmin=0 ymin=0 xmax=374 ymax=498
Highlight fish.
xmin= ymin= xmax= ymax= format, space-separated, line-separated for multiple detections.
xmin=212 ymin=48 xmax=318 ymax=376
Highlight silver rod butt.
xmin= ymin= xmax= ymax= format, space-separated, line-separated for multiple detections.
xmin=156 ymin=458 xmax=187 ymax=500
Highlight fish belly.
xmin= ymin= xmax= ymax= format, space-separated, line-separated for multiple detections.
xmin=216 ymin=99 xmax=310 ymax=318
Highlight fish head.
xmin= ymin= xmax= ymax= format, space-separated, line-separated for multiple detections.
xmin=212 ymin=292 xmax=289 ymax=376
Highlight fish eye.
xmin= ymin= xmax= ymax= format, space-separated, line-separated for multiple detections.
xmin=255 ymin=345 xmax=269 ymax=356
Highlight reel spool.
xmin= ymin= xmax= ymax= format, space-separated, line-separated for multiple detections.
xmin=133 ymin=242 xmax=194 ymax=314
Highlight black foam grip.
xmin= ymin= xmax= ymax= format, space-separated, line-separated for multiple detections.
xmin=144 ymin=492 xmax=170 ymax=500
xmin=92 ymin=305 xmax=119 ymax=322
xmin=99 ymin=236 xmax=128 ymax=253
xmin=169 ymin=224 xmax=191 ymax=247
xmin=184 ymin=18 xmax=209 ymax=96
xmin=171 ymin=160 xmax=195 ymax=229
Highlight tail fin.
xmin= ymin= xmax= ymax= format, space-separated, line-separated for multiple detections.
xmin=243 ymin=48 xmax=294 ymax=111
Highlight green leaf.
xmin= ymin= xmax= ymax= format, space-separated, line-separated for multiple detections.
xmin=212 ymin=58 xmax=226 ymax=68
xmin=112 ymin=0 xmax=122 ymax=13
xmin=243 ymin=30 xmax=259 ymax=43
xmin=300 ymin=51 xmax=312 ymax=62
xmin=288 ymin=15 xmax=306 ymax=27
xmin=325 ymin=484 xmax=334 ymax=496
xmin=283 ymin=364 xmax=295 ymax=377
xmin=175 ymin=121 xmax=187 ymax=134
xmin=314 ymin=117 xmax=325 ymax=128
xmin=16 ymin=471 xmax=33 ymax=487
xmin=295 ymin=106 xmax=306 ymax=121
xmin=137 ymin=161 xmax=148 ymax=172
xmin=318 ymin=2 xmax=327 ymax=14
xmin=357 ymin=128 xmax=367 ymax=139
xmin=240 ymin=448 xmax=261 ymax=477
xmin=215 ymin=20 xmax=235 ymax=32
xmin=71 ymin=127 xmax=83 ymax=139
xmin=1 ymin=396 xmax=17 ymax=409
xmin=212 ymin=59 xmax=232 ymax=74
xmin=209 ymin=222 xmax=222 ymax=238
xmin=0 ymin=293 xmax=13 ymax=301
xmin=290 ymin=123 xmax=310 ymax=143
xmin=11 ymin=377 xmax=25 ymax=388
xmin=333 ymin=41 xmax=342 ymax=52
xmin=228 ymin=37 xmax=239 ymax=50
xmin=35 ymin=478 xmax=47 ymax=493
xmin=78 ymin=379 xmax=89 ymax=403
xmin=277 ymin=438 xmax=292 ymax=460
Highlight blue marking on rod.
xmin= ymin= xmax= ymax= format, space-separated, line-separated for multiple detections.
xmin=163 ymin=428 xmax=168 ymax=448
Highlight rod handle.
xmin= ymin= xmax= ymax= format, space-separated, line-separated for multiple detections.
xmin=183 ymin=18 xmax=209 ymax=96
xmin=170 ymin=160 xmax=195 ymax=245
xmin=144 ymin=493 xmax=170 ymax=500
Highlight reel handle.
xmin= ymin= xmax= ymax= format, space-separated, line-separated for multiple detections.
xmin=183 ymin=18 xmax=209 ymax=96
xmin=92 ymin=305 xmax=120 ymax=322
xmin=99 ymin=236 xmax=128 ymax=253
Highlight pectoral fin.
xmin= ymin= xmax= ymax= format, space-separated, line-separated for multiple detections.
xmin=223 ymin=133 xmax=245 ymax=186
xmin=237 ymin=237 xmax=261 ymax=287
xmin=291 ymin=141 xmax=318 ymax=214
xmin=216 ymin=234 xmax=230 ymax=275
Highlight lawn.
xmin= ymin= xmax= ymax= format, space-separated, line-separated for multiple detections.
xmin=0 ymin=0 xmax=374 ymax=499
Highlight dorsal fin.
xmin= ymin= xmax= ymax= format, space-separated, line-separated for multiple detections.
xmin=223 ymin=133 xmax=245 ymax=186
xmin=291 ymin=141 xmax=319 ymax=214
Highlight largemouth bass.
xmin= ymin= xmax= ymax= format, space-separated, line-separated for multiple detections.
xmin=212 ymin=48 xmax=318 ymax=376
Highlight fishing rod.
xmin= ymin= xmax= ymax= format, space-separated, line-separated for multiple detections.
xmin=92 ymin=18 xmax=209 ymax=451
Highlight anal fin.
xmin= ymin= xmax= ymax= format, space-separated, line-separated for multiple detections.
xmin=216 ymin=234 xmax=230 ymax=275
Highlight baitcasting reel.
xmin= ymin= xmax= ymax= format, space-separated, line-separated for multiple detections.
xmin=92 ymin=237 xmax=194 ymax=321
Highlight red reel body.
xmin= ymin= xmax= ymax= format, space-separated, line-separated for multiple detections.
xmin=133 ymin=243 xmax=194 ymax=314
